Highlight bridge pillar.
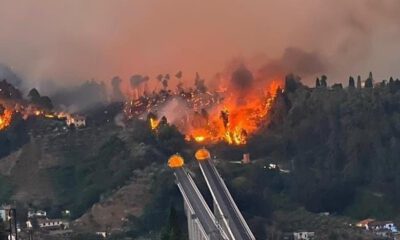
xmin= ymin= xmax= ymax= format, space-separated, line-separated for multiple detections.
xmin=185 ymin=200 xmax=208 ymax=240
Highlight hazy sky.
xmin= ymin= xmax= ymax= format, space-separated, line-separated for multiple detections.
xmin=0 ymin=0 xmax=400 ymax=89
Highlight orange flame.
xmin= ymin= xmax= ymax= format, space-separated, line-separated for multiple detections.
xmin=188 ymin=80 xmax=281 ymax=145
xmin=149 ymin=117 xmax=159 ymax=130
xmin=0 ymin=108 xmax=13 ymax=131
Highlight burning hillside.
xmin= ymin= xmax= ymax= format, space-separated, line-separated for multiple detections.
xmin=187 ymin=80 xmax=280 ymax=145
xmin=123 ymin=67 xmax=282 ymax=145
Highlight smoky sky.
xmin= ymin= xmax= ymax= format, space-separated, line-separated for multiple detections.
xmin=1 ymin=0 xmax=400 ymax=90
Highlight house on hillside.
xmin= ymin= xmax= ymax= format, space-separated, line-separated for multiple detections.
xmin=293 ymin=231 xmax=315 ymax=240
xmin=367 ymin=221 xmax=398 ymax=233
xmin=37 ymin=218 xmax=69 ymax=230
xmin=357 ymin=219 xmax=399 ymax=239
xmin=27 ymin=218 xmax=69 ymax=231
xmin=27 ymin=210 xmax=47 ymax=219
xmin=356 ymin=218 xmax=375 ymax=229
xmin=283 ymin=231 xmax=315 ymax=240
xmin=66 ymin=115 xmax=86 ymax=128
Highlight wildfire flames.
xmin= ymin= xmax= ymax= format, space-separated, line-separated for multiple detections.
xmin=125 ymin=76 xmax=281 ymax=145
xmin=187 ymin=81 xmax=281 ymax=145
xmin=0 ymin=108 xmax=13 ymax=130
xmin=0 ymin=101 xmax=86 ymax=132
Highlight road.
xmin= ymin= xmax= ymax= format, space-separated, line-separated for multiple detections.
xmin=199 ymin=160 xmax=255 ymax=240
xmin=174 ymin=168 xmax=227 ymax=240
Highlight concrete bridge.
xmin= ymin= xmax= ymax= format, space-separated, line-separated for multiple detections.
xmin=168 ymin=149 xmax=255 ymax=240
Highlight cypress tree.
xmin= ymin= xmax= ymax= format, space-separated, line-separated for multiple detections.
xmin=365 ymin=72 xmax=373 ymax=88
xmin=348 ymin=76 xmax=355 ymax=88
xmin=320 ymin=75 xmax=328 ymax=88
xmin=161 ymin=206 xmax=182 ymax=240
xmin=357 ymin=75 xmax=362 ymax=89
xmin=315 ymin=77 xmax=321 ymax=88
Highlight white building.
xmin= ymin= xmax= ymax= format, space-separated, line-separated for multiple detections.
xmin=66 ymin=115 xmax=86 ymax=128
xmin=367 ymin=221 xmax=398 ymax=233
xmin=37 ymin=218 xmax=69 ymax=230
xmin=27 ymin=210 xmax=47 ymax=218
xmin=293 ymin=231 xmax=315 ymax=240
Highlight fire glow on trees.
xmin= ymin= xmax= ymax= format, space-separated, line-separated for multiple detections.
xmin=187 ymin=80 xmax=281 ymax=145
xmin=124 ymin=76 xmax=281 ymax=145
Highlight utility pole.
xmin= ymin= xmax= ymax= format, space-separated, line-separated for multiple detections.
xmin=5 ymin=206 xmax=17 ymax=240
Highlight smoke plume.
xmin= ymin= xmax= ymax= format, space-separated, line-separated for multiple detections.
xmin=1 ymin=0 xmax=400 ymax=90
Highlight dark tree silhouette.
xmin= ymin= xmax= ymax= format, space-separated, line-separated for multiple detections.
xmin=320 ymin=75 xmax=327 ymax=87
xmin=315 ymin=77 xmax=321 ymax=88
xmin=365 ymin=72 xmax=373 ymax=88
xmin=357 ymin=75 xmax=362 ymax=89
xmin=161 ymin=206 xmax=182 ymax=240
xmin=348 ymin=76 xmax=355 ymax=88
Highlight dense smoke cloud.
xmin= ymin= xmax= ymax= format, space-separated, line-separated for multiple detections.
xmin=231 ymin=65 xmax=254 ymax=91
xmin=0 ymin=0 xmax=400 ymax=91
xmin=258 ymin=47 xmax=327 ymax=80
xmin=0 ymin=64 xmax=23 ymax=87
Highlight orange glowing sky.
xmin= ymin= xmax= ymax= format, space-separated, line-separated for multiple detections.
xmin=0 ymin=0 xmax=400 ymax=89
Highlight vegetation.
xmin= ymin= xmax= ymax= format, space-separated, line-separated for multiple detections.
xmin=122 ymin=170 xmax=185 ymax=238
xmin=0 ymin=218 xmax=7 ymax=240
xmin=48 ymin=120 xmax=185 ymax=219
xmin=0 ymin=176 xmax=13 ymax=203
xmin=247 ymin=74 xmax=400 ymax=219
xmin=0 ymin=113 xmax=29 ymax=159
xmin=160 ymin=206 xmax=183 ymax=240
xmin=2 ymin=73 xmax=400 ymax=238
xmin=28 ymin=88 xmax=53 ymax=110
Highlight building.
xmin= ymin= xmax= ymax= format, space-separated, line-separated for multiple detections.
xmin=293 ymin=231 xmax=315 ymax=240
xmin=367 ymin=221 xmax=398 ymax=233
xmin=66 ymin=115 xmax=86 ymax=128
xmin=356 ymin=218 xmax=375 ymax=229
xmin=357 ymin=219 xmax=399 ymax=239
xmin=27 ymin=210 xmax=47 ymax=219
xmin=284 ymin=231 xmax=315 ymax=240
xmin=242 ymin=153 xmax=251 ymax=164
xmin=0 ymin=205 xmax=18 ymax=240
xmin=37 ymin=218 xmax=69 ymax=230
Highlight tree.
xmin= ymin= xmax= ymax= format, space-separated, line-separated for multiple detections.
xmin=357 ymin=75 xmax=362 ymax=89
xmin=111 ymin=76 xmax=124 ymax=101
xmin=0 ymin=218 xmax=7 ymax=240
xmin=28 ymin=88 xmax=40 ymax=101
xmin=315 ymin=77 xmax=321 ymax=88
xmin=365 ymin=72 xmax=373 ymax=88
xmin=37 ymin=96 xmax=53 ymax=110
xmin=320 ymin=75 xmax=328 ymax=88
xmin=161 ymin=206 xmax=182 ymax=240
xmin=332 ymin=83 xmax=343 ymax=90
xmin=285 ymin=74 xmax=302 ymax=92
xmin=28 ymin=88 xmax=53 ymax=109
xmin=348 ymin=76 xmax=355 ymax=88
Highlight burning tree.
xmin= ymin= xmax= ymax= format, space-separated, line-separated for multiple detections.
xmin=0 ymin=104 xmax=12 ymax=131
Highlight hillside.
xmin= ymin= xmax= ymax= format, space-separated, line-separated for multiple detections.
xmin=2 ymin=75 xmax=400 ymax=239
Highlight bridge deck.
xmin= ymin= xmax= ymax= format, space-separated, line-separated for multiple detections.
xmin=199 ymin=160 xmax=255 ymax=240
xmin=174 ymin=168 xmax=227 ymax=240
